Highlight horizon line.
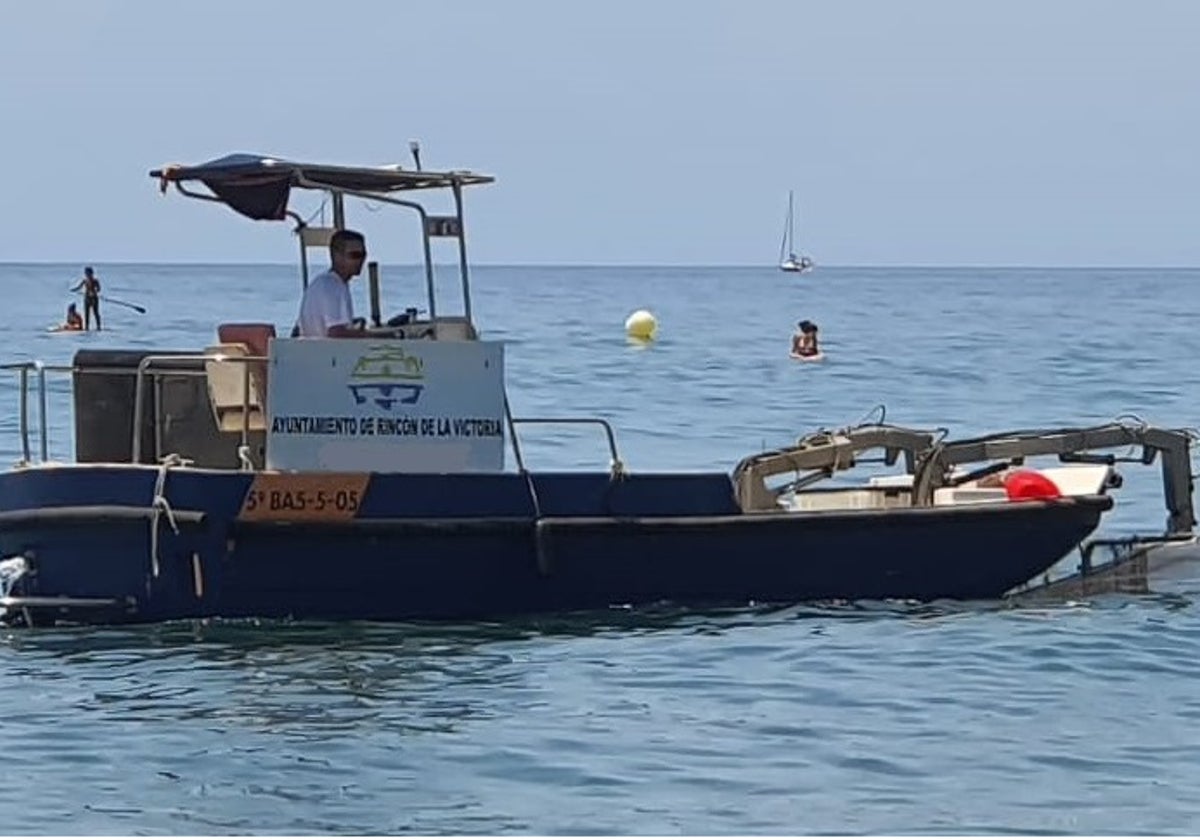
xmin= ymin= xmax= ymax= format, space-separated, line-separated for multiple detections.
xmin=3 ymin=260 xmax=1199 ymax=271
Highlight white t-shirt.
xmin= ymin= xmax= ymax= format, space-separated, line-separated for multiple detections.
xmin=296 ymin=270 xmax=354 ymax=337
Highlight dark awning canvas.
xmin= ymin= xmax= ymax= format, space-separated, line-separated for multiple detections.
xmin=150 ymin=153 xmax=494 ymax=221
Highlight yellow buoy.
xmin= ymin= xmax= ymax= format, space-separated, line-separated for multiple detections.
xmin=624 ymin=309 xmax=658 ymax=341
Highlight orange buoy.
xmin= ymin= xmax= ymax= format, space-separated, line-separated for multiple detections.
xmin=1003 ymin=469 xmax=1061 ymax=501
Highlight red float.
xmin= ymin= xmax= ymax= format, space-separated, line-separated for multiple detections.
xmin=1003 ymin=469 xmax=1061 ymax=501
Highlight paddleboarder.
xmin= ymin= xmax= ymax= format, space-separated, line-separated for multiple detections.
xmin=70 ymin=266 xmax=102 ymax=331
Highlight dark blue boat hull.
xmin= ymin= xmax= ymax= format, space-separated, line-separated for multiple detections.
xmin=0 ymin=466 xmax=1111 ymax=624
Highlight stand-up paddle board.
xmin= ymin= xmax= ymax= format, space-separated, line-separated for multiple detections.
xmin=790 ymin=352 xmax=825 ymax=363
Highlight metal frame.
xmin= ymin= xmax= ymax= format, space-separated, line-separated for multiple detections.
xmin=295 ymin=179 xmax=443 ymax=322
xmin=132 ymin=354 xmax=265 ymax=464
xmin=8 ymin=350 xmax=1195 ymax=539
xmin=732 ymin=420 xmax=1197 ymax=534
xmin=2 ymin=361 xmax=55 ymax=465
xmin=732 ymin=424 xmax=942 ymax=511
xmin=508 ymin=417 xmax=625 ymax=477
xmin=0 ymin=357 xmax=264 ymax=468
xmin=3 ymin=357 xmax=628 ymax=476
xmin=168 ymin=167 xmax=481 ymax=327
xmin=912 ymin=422 xmax=1198 ymax=533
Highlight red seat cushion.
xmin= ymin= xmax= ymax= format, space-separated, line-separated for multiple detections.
xmin=217 ymin=323 xmax=276 ymax=358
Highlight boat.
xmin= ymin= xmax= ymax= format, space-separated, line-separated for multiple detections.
xmin=779 ymin=189 xmax=814 ymax=273
xmin=0 ymin=151 xmax=1197 ymax=627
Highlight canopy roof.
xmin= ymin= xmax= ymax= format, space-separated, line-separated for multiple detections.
xmin=150 ymin=153 xmax=494 ymax=221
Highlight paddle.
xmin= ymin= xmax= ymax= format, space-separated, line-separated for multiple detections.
xmin=101 ymin=296 xmax=147 ymax=314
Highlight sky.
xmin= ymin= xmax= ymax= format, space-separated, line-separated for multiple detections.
xmin=0 ymin=0 xmax=1197 ymax=267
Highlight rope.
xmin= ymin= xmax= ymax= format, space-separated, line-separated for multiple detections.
xmin=0 ymin=555 xmax=29 ymax=625
xmin=150 ymin=453 xmax=192 ymax=578
xmin=302 ymin=198 xmax=327 ymax=226
xmin=0 ymin=555 xmax=28 ymax=599
xmin=237 ymin=445 xmax=255 ymax=472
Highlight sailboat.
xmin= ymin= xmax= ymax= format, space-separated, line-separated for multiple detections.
xmin=779 ymin=190 xmax=814 ymax=273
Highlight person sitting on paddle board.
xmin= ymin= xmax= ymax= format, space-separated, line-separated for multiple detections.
xmin=69 ymin=266 xmax=102 ymax=331
xmin=791 ymin=320 xmax=820 ymax=358
xmin=63 ymin=303 xmax=84 ymax=331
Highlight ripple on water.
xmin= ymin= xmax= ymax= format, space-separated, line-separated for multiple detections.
xmin=2 ymin=266 xmax=1200 ymax=832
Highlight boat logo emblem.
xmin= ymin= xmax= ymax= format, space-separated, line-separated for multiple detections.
xmin=347 ymin=345 xmax=426 ymax=409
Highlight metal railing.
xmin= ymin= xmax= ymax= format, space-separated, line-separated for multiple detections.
xmin=2 ymin=354 xmax=265 ymax=468
xmin=2 ymin=361 xmax=64 ymax=465
xmin=508 ymin=417 xmax=625 ymax=476
xmin=131 ymin=353 xmax=265 ymax=464
xmin=5 ymin=355 xmax=627 ymax=475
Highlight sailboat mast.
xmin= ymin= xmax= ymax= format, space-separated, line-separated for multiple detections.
xmin=787 ymin=190 xmax=795 ymax=255
xmin=779 ymin=190 xmax=794 ymax=263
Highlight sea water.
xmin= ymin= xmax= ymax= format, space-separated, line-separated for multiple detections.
xmin=0 ymin=263 xmax=1198 ymax=834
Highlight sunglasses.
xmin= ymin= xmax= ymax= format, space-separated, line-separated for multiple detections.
xmin=343 ymin=249 xmax=367 ymax=260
